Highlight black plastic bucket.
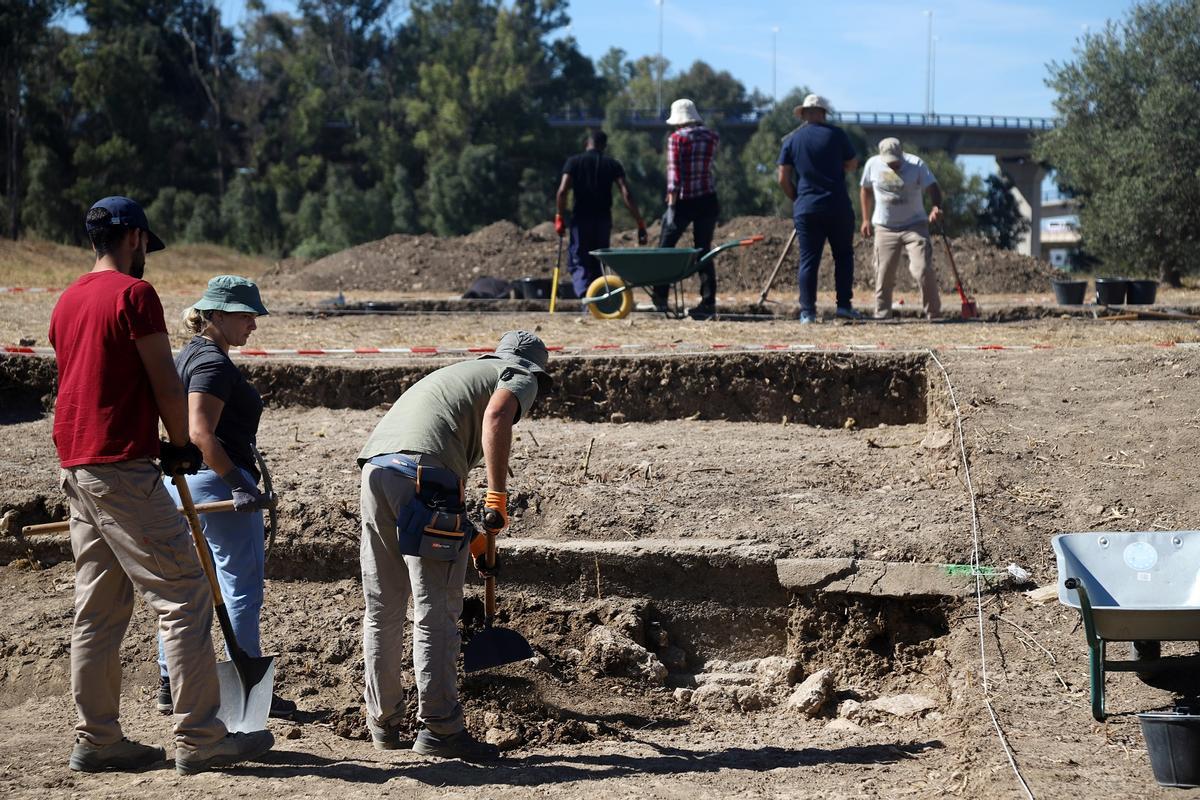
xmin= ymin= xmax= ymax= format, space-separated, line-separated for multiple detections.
xmin=1051 ymin=279 xmax=1087 ymax=305
xmin=1095 ymin=278 xmax=1128 ymax=305
xmin=514 ymin=278 xmax=552 ymax=299
xmin=1140 ymin=711 xmax=1200 ymax=787
xmin=1127 ymin=279 xmax=1159 ymax=305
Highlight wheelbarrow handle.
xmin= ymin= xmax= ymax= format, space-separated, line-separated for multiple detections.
xmin=698 ymin=235 xmax=765 ymax=264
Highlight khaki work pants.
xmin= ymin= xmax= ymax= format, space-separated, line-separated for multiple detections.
xmin=61 ymin=459 xmax=226 ymax=749
xmin=873 ymin=223 xmax=941 ymax=318
xmin=360 ymin=459 xmax=470 ymax=735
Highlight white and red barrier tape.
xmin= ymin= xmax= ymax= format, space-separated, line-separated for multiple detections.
xmin=4 ymin=341 xmax=1198 ymax=359
xmin=0 ymin=287 xmax=53 ymax=294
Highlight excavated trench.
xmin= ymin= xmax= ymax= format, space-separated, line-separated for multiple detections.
xmin=1 ymin=350 xmax=957 ymax=704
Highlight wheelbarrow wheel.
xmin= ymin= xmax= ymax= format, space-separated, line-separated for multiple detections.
xmin=585 ymin=275 xmax=632 ymax=320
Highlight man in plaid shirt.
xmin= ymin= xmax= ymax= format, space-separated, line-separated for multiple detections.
xmin=652 ymin=98 xmax=720 ymax=319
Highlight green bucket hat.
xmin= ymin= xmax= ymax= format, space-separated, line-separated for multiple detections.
xmin=192 ymin=275 xmax=269 ymax=316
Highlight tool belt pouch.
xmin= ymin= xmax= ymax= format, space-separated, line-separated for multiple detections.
xmin=397 ymin=499 xmax=468 ymax=562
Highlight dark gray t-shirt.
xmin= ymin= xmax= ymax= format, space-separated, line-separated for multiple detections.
xmin=176 ymin=335 xmax=263 ymax=479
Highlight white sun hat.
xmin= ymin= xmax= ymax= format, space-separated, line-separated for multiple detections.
xmin=666 ymin=98 xmax=703 ymax=126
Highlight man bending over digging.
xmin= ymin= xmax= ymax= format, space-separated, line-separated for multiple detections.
xmin=357 ymin=330 xmax=552 ymax=760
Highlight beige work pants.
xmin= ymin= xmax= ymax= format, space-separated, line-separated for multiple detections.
xmin=360 ymin=459 xmax=470 ymax=735
xmin=61 ymin=459 xmax=226 ymax=749
xmin=873 ymin=223 xmax=941 ymax=318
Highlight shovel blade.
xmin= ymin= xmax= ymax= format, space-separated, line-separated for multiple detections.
xmin=962 ymin=301 xmax=979 ymax=319
xmin=215 ymin=655 xmax=275 ymax=733
xmin=463 ymin=625 xmax=533 ymax=673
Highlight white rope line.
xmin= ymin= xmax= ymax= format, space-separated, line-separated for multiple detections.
xmin=928 ymin=349 xmax=1036 ymax=800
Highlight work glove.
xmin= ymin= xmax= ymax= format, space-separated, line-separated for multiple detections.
xmin=554 ymin=213 xmax=566 ymax=237
xmin=484 ymin=490 xmax=508 ymax=530
xmin=473 ymin=551 xmax=500 ymax=578
xmin=159 ymin=440 xmax=203 ymax=476
xmin=222 ymin=469 xmax=267 ymax=513
xmin=636 ymin=219 xmax=648 ymax=245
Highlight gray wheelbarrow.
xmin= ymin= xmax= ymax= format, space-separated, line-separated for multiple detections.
xmin=1053 ymin=531 xmax=1200 ymax=721
xmin=583 ymin=236 xmax=764 ymax=320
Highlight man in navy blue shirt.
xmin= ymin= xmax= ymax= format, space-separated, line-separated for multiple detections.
xmin=777 ymin=94 xmax=860 ymax=323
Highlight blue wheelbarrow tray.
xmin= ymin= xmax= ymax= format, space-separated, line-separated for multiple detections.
xmin=1053 ymin=531 xmax=1200 ymax=721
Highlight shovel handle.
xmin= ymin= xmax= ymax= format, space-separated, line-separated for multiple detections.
xmin=174 ymin=476 xmax=226 ymax=608
xmin=550 ymin=236 xmax=563 ymax=314
xmin=482 ymin=509 xmax=503 ymax=618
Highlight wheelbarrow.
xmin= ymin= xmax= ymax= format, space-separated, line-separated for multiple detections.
xmin=1053 ymin=531 xmax=1200 ymax=721
xmin=583 ymin=236 xmax=764 ymax=320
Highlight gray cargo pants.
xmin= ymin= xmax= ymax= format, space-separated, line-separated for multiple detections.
xmin=360 ymin=459 xmax=470 ymax=735
xmin=61 ymin=459 xmax=226 ymax=750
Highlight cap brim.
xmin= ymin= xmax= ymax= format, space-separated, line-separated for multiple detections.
xmin=147 ymin=230 xmax=166 ymax=252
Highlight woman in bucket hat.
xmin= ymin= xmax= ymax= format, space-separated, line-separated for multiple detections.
xmin=154 ymin=275 xmax=296 ymax=720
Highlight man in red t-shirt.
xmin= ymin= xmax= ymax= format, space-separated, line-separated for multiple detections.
xmin=49 ymin=196 xmax=273 ymax=774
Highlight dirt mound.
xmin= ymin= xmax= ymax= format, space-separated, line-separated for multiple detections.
xmin=274 ymin=215 xmax=1054 ymax=296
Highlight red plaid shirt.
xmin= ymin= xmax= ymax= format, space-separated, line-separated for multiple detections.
xmin=667 ymin=125 xmax=719 ymax=200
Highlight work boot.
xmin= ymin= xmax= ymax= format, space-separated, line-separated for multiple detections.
xmin=269 ymin=693 xmax=297 ymax=719
xmin=367 ymin=717 xmax=404 ymax=751
xmin=797 ymin=310 xmax=817 ymax=324
xmin=412 ymin=728 xmax=499 ymax=762
xmin=69 ymin=737 xmax=166 ymax=772
xmin=686 ymin=304 xmax=716 ymax=321
xmin=156 ymin=676 xmax=173 ymax=714
xmin=175 ymin=730 xmax=275 ymax=776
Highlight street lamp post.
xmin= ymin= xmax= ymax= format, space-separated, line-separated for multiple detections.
xmin=657 ymin=0 xmax=664 ymax=117
xmin=923 ymin=10 xmax=933 ymax=119
xmin=772 ymin=26 xmax=779 ymax=106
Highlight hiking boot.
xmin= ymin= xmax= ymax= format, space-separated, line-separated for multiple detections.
xmin=412 ymin=728 xmax=499 ymax=762
xmin=834 ymin=306 xmax=863 ymax=321
xmin=686 ymin=304 xmax=716 ymax=321
xmin=367 ymin=717 xmax=404 ymax=751
xmin=797 ymin=310 xmax=817 ymax=324
xmin=156 ymin=676 xmax=173 ymax=714
xmin=69 ymin=737 xmax=166 ymax=773
xmin=175 ymin=730 xmax=275 ymax=775
xmin=269 ymin=694 xmax=297 ymax=719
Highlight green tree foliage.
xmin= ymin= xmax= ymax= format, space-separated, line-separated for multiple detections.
xmin=1036 ymin=0 xmax=1200 ymax=282
xmin=975 ymin=174 xmax=1030 ymax=250
xmin=11 ymin=0 xmax=1003 ymax=258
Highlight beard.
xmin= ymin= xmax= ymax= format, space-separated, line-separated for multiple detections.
xmin=130 ymin=249 xmax=146 ymax=280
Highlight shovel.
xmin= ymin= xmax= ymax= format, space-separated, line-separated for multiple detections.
xmin=938 ymin=226 xmax=979 ymax=319
xmin=463 ymin=510 xmax=533 ymax=672
xmin=173 ymin=475 xmax=275 ymax=733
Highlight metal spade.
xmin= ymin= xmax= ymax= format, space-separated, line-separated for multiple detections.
xmin=463 ymin=510 xmax=533 ymax=673
xmin=174 ymin=476 xmax=275 ymax=732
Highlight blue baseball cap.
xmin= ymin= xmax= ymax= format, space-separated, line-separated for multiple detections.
xmin=87 ymin=196 xmax=165 ymax=252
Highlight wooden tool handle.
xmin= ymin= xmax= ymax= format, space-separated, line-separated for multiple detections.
xmin=21 ymin=500 xmax=237 ymax=536
xmin=482 ymin=509 xmax=502 ymax=618
xmin=173 ymin=476 xmax=225 ymax=607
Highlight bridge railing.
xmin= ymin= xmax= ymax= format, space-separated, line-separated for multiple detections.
xmin=546 ymin=109 xmax=1057 ymax=130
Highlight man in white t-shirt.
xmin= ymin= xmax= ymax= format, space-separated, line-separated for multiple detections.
xmin=859 ymin=138 xmax=944 ymax=319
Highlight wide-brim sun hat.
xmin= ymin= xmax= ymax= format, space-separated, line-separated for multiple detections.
xmin=793 ymin=93 xmax=833 ymax=117
xmin=192 ymin=275 xmax=270 ymax=316
xmin=666 ymin=98 xmax=703 ymax=126
xmin=478 ymin=330 xmax=553 ymax=390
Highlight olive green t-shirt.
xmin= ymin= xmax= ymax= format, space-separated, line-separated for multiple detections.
xmin=357 ymin=358 xmax=540 ymax=479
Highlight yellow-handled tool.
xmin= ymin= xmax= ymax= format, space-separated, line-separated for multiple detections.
xmin=549 ymin=235 xmax=563 ymax=313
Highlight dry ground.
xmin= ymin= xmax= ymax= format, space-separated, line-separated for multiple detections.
xmin=4 ymin=244 xmax=1200 ymax=798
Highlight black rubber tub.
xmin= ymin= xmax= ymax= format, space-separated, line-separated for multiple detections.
xmin=514 ymin=277 xmax=577 ymax=300
xmin=1127 ymin=279 xmax=1159 ymax=305
xmin=1051 ymin=279 xmax=1087 ymax=305
xmin=1095 ymin=277 xmax=1128 ymax=305
xmin=1140 ymin=710 xmax=1200 ymax=787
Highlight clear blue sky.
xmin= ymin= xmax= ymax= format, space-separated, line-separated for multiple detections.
xmin=188 ymin=0 xmax=1138 ymax=117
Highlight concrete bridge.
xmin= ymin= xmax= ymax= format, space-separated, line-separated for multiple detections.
xmin=549 ymin=109 xmax=1057 ymax=258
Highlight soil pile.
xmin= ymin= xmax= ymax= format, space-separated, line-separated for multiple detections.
xmin=273 ymin=216 xmax=1054 ymax=296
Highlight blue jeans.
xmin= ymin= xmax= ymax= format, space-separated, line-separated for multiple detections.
xmin=568 ymin=216 xmax=612 ymax=298
xmin=795 ymin=209 xmax=856 ymax=314
xmin=157 ymin=467 xmax=265 ymax=677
